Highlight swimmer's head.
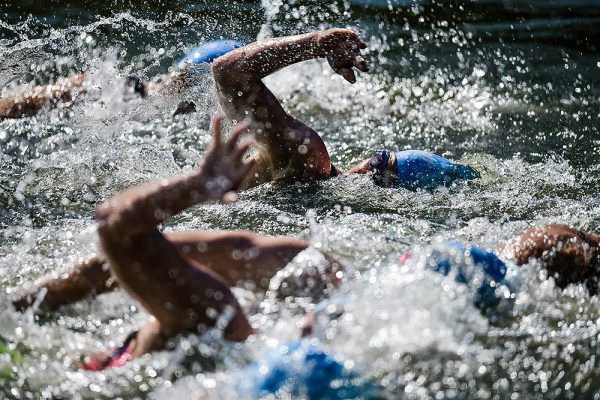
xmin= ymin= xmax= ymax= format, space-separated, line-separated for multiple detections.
xmin=178 ymin=40 xmax=245 ymax=68
xmin=124 ymin=75 xmax=147 ymax=98
xmin=370 ymin=150 xmax=397 ymax=187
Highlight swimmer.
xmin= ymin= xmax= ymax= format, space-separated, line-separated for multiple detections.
xmin=11 ymin=114 xmax=343 ymax=369
xmin=502 ymin=224 xmax=600 ymax=294
xmin=400 ymin=224 xmax=600 ymax=310
xmin=211 ymin=28 xmax=477 ymax=190
xmin=0 ymin=40 xmax=243 ymax=118
xmin=2 ymin=30 xmax=476 ymax=191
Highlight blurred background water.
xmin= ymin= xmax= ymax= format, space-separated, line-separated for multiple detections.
xmin=1 ymin=0 xmax=599 ymax=398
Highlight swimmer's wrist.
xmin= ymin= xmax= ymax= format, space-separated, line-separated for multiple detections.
xmin=314 ymin=30 xmax=336 ymax=57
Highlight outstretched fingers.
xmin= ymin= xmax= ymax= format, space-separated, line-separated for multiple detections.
xmin=226 ymin=120 xmax=250 ymax=150
xmin=330 ymin=33 xmax=368 ymax=82
xmin=211 ymin=112 xmax=224 ymax=144
xmin=241 ymin=157 xmax=256 ymax=177
xmin=353 ymin=55 xmax=368 ymax=72
xmin=232 ymin=140 xmax=252 ymax=163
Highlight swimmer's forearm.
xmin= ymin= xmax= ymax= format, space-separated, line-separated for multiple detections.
xmin=95 ymin=168 xmax=215 ymax=240
xmin=212 ymin=31 xmax=329 ymax=83
xmin=0 ymin=74 xmax=85 ymax=118
xmin=13 ymin=256 xmax=115 ymax=311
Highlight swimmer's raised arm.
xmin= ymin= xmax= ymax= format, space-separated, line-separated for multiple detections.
xmin=96 ymin=114 xmax=254 ymax=349
xmin=95 ymin=113 xmax=253 ymax=240
xmin=213 ymin=29 xmax=367 ymax=87
xmin=212 ymin=29 xmax=368 ymax=187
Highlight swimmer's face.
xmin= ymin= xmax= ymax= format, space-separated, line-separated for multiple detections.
xmin=370 ymin=151 xmax=397 ymax=187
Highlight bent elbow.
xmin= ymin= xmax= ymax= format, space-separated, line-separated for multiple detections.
xmin=211 ymin=53 xmax=249 ymax=90
xmin=95 ymin=200 xmax=122 ymax=240
xmin=211 ymin=56 xmax=233 ymax=85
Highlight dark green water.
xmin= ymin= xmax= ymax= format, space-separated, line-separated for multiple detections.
xmin=1 ymin=1 xmax=599 ymax=398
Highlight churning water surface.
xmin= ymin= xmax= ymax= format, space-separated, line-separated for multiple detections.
xmin=1 ymin=0 xmax=599 ymax=398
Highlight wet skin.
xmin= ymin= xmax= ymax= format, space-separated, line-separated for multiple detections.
xmin=13 ymin=115 xmax=342 ymax=361
xmin=211 ymin=28 xmax=372 ymax=189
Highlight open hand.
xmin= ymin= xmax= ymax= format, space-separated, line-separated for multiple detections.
xmin=318 ymin=28 xmax=368 ymax=84
xmin=198 ymin=112 xmax=255 ymax=201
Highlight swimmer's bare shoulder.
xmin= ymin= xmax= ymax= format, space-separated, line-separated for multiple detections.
xmin=500 ymin=224 xmax=600 ymax=292
xmin=212 ymin=28 xmax=368 ymax=188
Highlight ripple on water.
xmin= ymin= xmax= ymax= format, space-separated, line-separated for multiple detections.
xmin=1 ymin=2 xmax=600 ymax=399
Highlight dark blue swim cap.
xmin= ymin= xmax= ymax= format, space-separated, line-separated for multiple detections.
xmin=396 ymin=150 xmax=479 ymax=190
xmin=370 ymin=150 xmax=390 ymax=174
xmin=178 ymin=40 xmax=244 ymax=67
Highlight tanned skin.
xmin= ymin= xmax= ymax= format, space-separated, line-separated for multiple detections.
xmin=211 ymin=28 xmax=373 ymax=189
xmin=500 ymin=224 xmax=600 ymax=293
xmin=0 ymin=70 xmax=190 ymax=119
xmin=14 ymin=230 xmax=341 ymax=312
xmin=2 ymin=29 xmax=374 ymax=183
xmin=0 ymin=74 xmax=86 ymax=118
xmin=13 ymin=114 xmax=342 ymax=359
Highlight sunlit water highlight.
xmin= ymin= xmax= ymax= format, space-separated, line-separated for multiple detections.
xmin=1 ymin=1 xmax=599 ymax=398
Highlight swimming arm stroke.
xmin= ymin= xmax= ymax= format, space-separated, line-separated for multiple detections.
xmin=95 ymin=113 xmax=254 ymax=344
xmin=211 ymin=29 xmax=368 ymax=186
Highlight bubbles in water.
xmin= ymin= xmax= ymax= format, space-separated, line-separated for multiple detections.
xmin=1 ymin=0 xmax=600 ymax=398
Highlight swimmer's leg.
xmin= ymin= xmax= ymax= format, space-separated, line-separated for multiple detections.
xmin=0 ymin=74 xmax=85 ymax=118
xmin=12 ymin=255 xmax=116 ymax=311
xmin=95 ymin=114 xmax=253 ymax=355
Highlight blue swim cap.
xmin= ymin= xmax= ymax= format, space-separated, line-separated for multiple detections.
xmin=238 ymin=339 xmax=370 ymax=399
xmin=395 ymin=150 xmax=479 ymax=190
xmin=371 ymin=150 xmax=479 ymax=190
xmin=178 ymin=40 xmax=244 ymax=67
xmin=430 ymin=242 xmax=510 ymax=310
